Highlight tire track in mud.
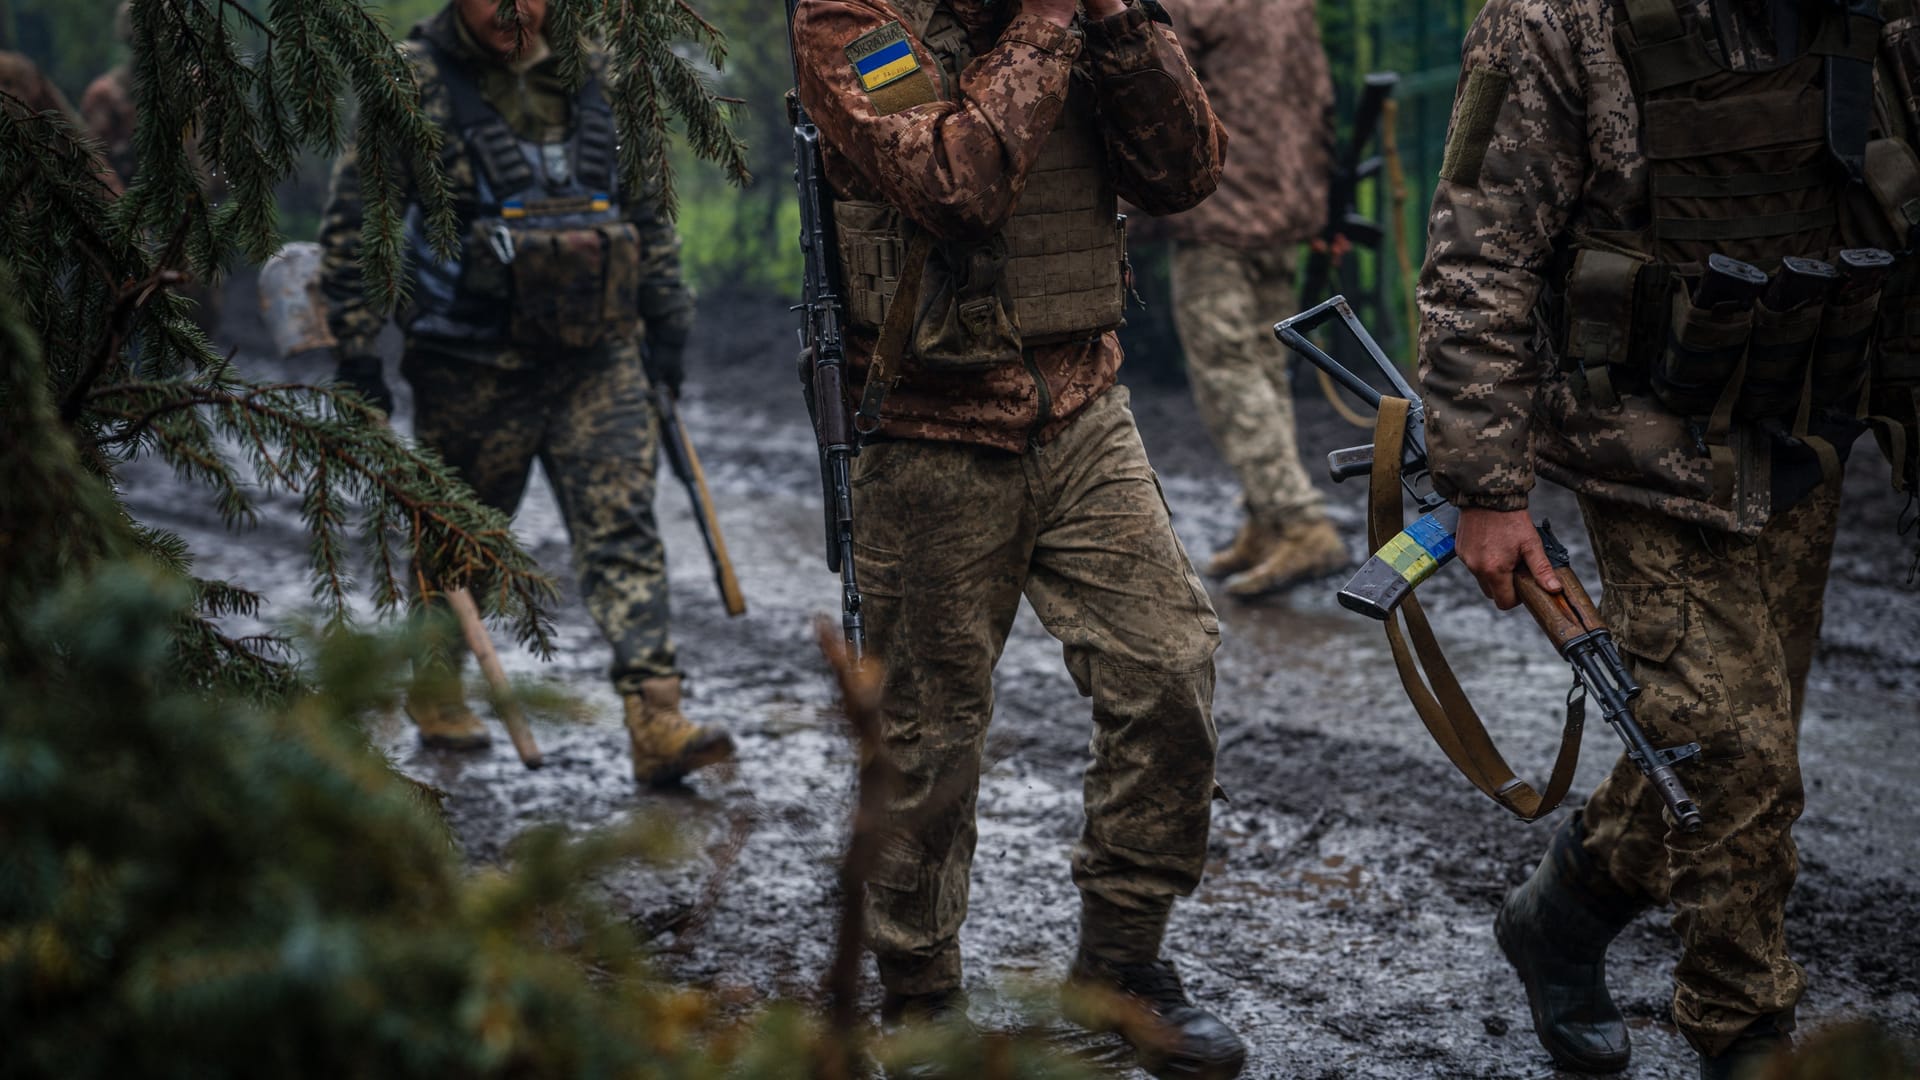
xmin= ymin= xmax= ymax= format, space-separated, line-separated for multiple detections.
xmin=124 ymin=279 xmax=1920 ymax=1078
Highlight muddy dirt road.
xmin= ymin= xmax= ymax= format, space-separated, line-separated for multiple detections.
xmin=125 ymin=281 xmax=1920 ymax=1078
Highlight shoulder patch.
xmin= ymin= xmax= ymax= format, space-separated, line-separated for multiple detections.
xmin=1439 ymin=66 xmax=1511 ymax=188
xmin=845 ymin=20 xmax=936 ymax=114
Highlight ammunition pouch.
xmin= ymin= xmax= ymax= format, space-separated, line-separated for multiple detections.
xmin=1653 ymin=280 xmax=1753 ymax=416
xmin=1738 ymin=297 xmax=1824 ymax=421
xmin=911 ymin=236 xmax=1021 ymax=370
xmin=1812 ymin=287 xmax=1882 ymax=410
xmin=505 ymin=221 xmax=642 ymax=350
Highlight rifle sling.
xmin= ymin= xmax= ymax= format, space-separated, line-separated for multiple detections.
xmin=855 ymin=230 xmax=936 ymax=434
xmin=1369 ymin=397 xmax=1585 ymax=822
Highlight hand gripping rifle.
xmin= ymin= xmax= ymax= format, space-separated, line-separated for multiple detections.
xmin=787 ymin=0 xmax=865 ymax=657
xmin=1276 ymin=298 xmax=1704 ymax=832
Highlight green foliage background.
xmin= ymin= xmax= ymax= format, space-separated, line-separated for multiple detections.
xmin=7 ymin=0 xmax=1482 ymax=318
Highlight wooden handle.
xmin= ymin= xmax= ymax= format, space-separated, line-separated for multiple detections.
xmin=446 ymin=587 xmax=543 ymax=768
xmin=677 ymin=423 xmax=747 ymax=618
xmin=1514 ymin=567 xmax=1606 ymax=657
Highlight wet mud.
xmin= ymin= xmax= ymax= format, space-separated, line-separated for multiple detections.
xmin=122 ymin=277 xmax=1920 ymax=1078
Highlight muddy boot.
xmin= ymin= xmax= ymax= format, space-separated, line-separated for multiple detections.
xmin=623 ymin=675 xmax=735 ymax=787
xmin=1202 ymin=519 xmax=1278 ymax=579
xmin=1063 ymin=955 xmax=1247 ymax=1080
xmin=1496 ymin=815 xmax=1644 ymax=1074
xmin=404 ymin=694 xmax=491 ymax=750
xmin=1223 ymin=518 xmax=1349 ymax=597
xmin=1699 ymin=1015 xmax=1793 ymax=1080
xmin=877 ymin=989 xmax=975 ymax=1079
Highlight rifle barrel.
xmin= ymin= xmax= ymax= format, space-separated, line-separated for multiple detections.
xmin=1569 ymin=643 xmax=1703 ymax=833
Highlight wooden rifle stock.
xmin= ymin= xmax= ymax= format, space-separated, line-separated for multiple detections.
xmin=446 ymin=587 xmax=543 ymax=769
xmin=1513 ymin=566 xmax=1605 ymax=653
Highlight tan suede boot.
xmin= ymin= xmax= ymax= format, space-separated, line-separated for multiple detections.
xmin=1224 ymin=518 xmax=1350 ymax=597
xmin=1202 ymin=519 xmax=1280 ymax=579
xmin=404 ymin=693 xmax=491 ymax=750
xmin=623 ymin=675 xmax=736 ymax=787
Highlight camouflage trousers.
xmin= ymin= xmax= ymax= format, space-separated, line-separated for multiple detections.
xmin=404 ymin=341 xmax=676 ymax=693
xmin=1575 ymin=483 xmax=1842 ymax=1056
xmin=851 ymin=386 xmax=1222 ymax=996
xmin=1170 ymin=242 xmax=1328 ymax=528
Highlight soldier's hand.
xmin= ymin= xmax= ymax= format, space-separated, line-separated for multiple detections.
xmin=1021 ymin=0 xmax=1082 ymax=28
xmin=332 ymin=352 xmax=394 ymax=418
xmin=643 ymin=342 xmax=687 ymax=395
xmin=1457 ymin=507 xmax=1561 ymax=611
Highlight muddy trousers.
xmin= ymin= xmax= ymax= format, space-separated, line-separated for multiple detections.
xmin=403 ymin=341 xmax=676 ymax=693
xmin=1574 ymin=483 xmax=1841 ymax=1057
xmin=1170 ymin=242 xmax=1327 ymax=528
xmin=851 ymin=386 xmax=1223 ymax=997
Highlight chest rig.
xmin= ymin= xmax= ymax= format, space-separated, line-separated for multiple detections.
xmin=1545 ymin=0 xmax=1920 ymax=500
xmin=833 ymin=0 xmax=1128 ymax=368
xmin=403 ymin=41 xmax=642 ymax=351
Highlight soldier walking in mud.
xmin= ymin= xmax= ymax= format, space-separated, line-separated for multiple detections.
xmin=318 ymin=0 xmax=735 ymax=786
xmin=1160 ymin=0 xmax=1350 ymax=597
xmin=790 ymin=0 xmax=1246 ymax=1074
xmin=1418 ymin=0 xmax=1920 ymax=1074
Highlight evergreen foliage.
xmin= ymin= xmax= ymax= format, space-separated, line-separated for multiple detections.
xmin=0 ymin=0 xmax=752 ymax=692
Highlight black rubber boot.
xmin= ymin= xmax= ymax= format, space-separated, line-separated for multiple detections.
xmin=878 ymin=989 xmax=974 ymax=1080
xmin=1699 ymin=1014 xmax=1793 ymax=1080
xmin=1495 ymin=814 xmax=1646 ymax=1074
xmin=1063 ymin=955 xmax=1248 ymax=1080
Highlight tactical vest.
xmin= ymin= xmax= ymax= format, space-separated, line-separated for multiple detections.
xmin=402 ymin=40 xmax=642 ymax=351
xmin=1547 ymin=0 xmax=1920 ymax=498
xmin=833 ymin=0 xmax=1127 ymax=366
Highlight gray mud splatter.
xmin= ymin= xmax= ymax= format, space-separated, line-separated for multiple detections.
xmin=121 ymin=276 xmax=1920 ymax=1078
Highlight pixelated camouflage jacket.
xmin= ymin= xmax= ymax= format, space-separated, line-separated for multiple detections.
xmin=1156 ymin=0 xmax=1332 ymax=251
xmin=317 ymin=6 xmax=691 ymax=370
xmin=1416 ymin=0 xmax=1909 ymax=532
xmin=793 ymin=0 xmax=1225 ymax=451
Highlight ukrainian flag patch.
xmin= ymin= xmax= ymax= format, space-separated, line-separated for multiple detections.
xmin=847 ymin=22 xmax=920 ymax=92
xmin=501 ymin=198 xmax=527 ymax=220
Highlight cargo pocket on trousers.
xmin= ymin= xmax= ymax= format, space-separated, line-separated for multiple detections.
xmin=1599 ymin=583 xmax=1737 ymax=759
xmin=1602 ymin=583 xmax=1684 ymax=665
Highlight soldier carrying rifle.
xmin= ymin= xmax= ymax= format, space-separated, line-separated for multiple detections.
xmin=788 ymin=0 xmax=1245 ymax=1074
xmin=1417 ymin=0 xmax=1920 ymax=1074
xmin=317 ymin=0 xmax=735 ymax=786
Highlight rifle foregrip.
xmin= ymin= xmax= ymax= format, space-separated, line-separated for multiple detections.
xmin=1515 ymin=568 xmax=1606 ymax=657
xmin=1338 ymin=513 xmax=1456 ymax=619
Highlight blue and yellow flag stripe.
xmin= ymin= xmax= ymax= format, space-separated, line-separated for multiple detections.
xmin=855 ymin=38 xmax=918 ymax=90
xmin=1376 ymin=512 xmax=1457 ymax=588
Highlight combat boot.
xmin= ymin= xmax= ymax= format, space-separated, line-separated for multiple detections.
xmin=877 ymin=989 xmax=975 ymax=1079
xmin=1202 ymin=519 xmax=1279 ymax=579
xmin=1496 ymin=815 xmax=1645 ymax=1073
xmin=623 ymin=675 xmax=735 ymax=787
xmin=404 ymin=693 xmax=491 ymax=750
xmin=1699 ymin=1014 xmax=1793 ymax=1080
xmin=1063 ymin=954 xmax=1247 ymax=1080
xmin=1223 ymin=518 xmax=1349 ymax=597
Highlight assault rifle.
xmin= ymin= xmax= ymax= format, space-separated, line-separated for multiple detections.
xmin=1300 ymin=72 xmax=1399 ymax=311
xmin=1276 ymin=297 xmax=1705 ymax=833
xmin=786 ymin=0 xmax=865 ymax=657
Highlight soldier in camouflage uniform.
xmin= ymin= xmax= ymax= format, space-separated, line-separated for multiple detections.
xmin=318 ymin=0 xmax=733 ymax=786
xmin=1420 ymin=0 xmax=1920 ymax=1075
xmin=792 ymin=0 xmax=1245 ymax=1074
xmin=1160 ymin=0 xmax=1348 ymax=597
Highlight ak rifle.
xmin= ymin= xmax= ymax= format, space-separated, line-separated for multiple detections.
xmin=786 ymin=0 xmax=865 ymax=657
xmin=1276 ymin=297 xmax=1704 ymax=832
